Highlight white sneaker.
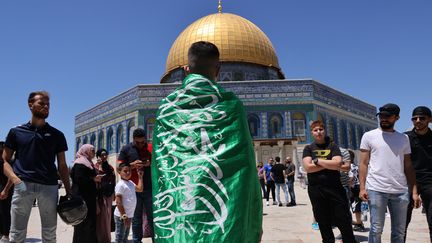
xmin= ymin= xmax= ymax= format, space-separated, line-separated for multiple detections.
xmin=266 ymin=201 xmax=269 ymax=206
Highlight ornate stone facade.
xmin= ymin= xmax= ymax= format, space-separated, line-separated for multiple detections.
xmin=75 ymin=10 xmax=377 ymax=166
xmin=75 ymin=79 xmax=376 ymax=164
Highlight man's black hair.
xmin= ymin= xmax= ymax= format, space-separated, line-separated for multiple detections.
xmin=188 ymin=41 xmax=220 ymax=73
xmin=275 ymin=156 xmax=281 ymax=162
xmin=96 ymin=148 xmax=107 ymax=158
xmin=133 ymin=128 xmax=146 ymax=138
xmin=0 ymin=141 xmax=4 ymax=150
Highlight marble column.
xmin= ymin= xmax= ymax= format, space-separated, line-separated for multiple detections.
xmin=254 ymin=141 xmax=261 ymax=164
xmin=277 ymin=140 xmax=285 ymax=160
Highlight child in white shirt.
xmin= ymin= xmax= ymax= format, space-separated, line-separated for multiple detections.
xmin=114 ymin=163 xmax=143 ymax=243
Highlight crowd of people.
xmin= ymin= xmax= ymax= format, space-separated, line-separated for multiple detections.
xmin=256 ymin=104 xmax=432 ymax=243
xmin=0 ymin=40 xmax=431 ymax=243
xmin=257 ymin=156 xmax=297 ymax=207
xmin=0 ymin=41 xmax=262 ymax=243
xmin=0 ymin=90 xmax=155 ymax=243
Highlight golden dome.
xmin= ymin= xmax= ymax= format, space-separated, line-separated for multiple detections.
xmin=164 ymin=12 xmax=281 ymax=75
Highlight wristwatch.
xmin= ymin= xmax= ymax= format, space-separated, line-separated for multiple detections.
xmin=121 ymin=214 xmax=128 ymax=220
xmin=312 ymin=158 xmax=319 ymax=166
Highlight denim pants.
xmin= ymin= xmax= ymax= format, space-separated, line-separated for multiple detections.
xmin=286 ymin=180 xmax=296 ymax=203
xmin=368 ymin=189 xmax=409 ymax=243
xmin=10 ymin=181 xmax=58 ymax=243
xmin=132 ymin=190 xmax=154 ymax=243
xmin=115 ymin=215 xmax=131 ymax=243
xmin=275 ymin=183 xmax=289 ymax=204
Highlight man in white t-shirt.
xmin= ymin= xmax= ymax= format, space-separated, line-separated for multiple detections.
xmin=359 ymin=103 xmax=420 ymax=243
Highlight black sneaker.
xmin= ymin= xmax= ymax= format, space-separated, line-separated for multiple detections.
xmin=278 ymin=203 xmax=283 ymax=207
xmin=353 ymin=224 xmax=365 ymax=232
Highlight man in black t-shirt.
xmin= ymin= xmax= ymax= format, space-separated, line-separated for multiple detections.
xmin=302 ymin=120 xmax=356 ymax=243
xmin=2 ymin=91 xmax=71 ymax=243
xmin=405 ymin=106 xmax=432 ymax=241
xmin=271 ymin=156 xmax=289 ymax=206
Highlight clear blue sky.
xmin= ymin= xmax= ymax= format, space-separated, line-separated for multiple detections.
xmin=1 ymin=0 xmax=431 ymax=162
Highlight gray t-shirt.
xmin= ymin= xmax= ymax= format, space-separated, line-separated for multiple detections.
xmin=285 ymin=163 xmax=295 ymax=182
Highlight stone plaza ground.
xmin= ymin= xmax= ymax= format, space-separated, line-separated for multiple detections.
xmin=23 ymin=183 xmax=429 ymax=242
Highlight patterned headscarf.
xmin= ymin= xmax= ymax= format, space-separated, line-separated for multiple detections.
xmin=74 ymin=144 xmax=95 ymax=169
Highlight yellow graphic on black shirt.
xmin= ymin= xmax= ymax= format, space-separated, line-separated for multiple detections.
xmin=314 ymin=150 xmax=331 ymax=159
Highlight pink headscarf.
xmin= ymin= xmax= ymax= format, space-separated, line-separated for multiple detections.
xmin=74 ymin=144 xmax=95 ymax=169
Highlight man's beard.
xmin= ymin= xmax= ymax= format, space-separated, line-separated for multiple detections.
xmin=33 ymin=110 xmax=49 ymax=119
xmin=380 ymin=121 xmax=394 ymax=130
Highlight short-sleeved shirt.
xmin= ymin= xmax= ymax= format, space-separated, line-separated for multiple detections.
xmin=285 ymin=163 xmax=295 ymax=182
xmin=271 ymin=163 xmax=286 ymax=183
xmin=4 ymin=122 xmax=68 ymax=185
xmin=405 ymin=128 xmax=432 ymax=188
xmin=114 ymin=179 xmax=137 ymax=218
xmin=360 ymin=128 xmax=411 ymax=194
xmin=302 ymin=141 xmax=342 ymax=186
xmin=117 ymin=142 xmax=152 ymax=191
xmin=263 ymin=164 xmax=273 ymax=182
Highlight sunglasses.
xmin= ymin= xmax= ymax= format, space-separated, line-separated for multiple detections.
xmin=411 ymin=116 xmax=427 ymax=122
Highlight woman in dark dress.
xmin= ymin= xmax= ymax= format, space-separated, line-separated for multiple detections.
xmin=71 ymin=144 xmax=103 ymax=243
xmin=95 ymin=148 xmax=116 ymax=243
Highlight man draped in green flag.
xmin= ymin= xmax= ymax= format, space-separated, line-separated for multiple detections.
xmin=151 ymin=41 xmax=262 ymax=242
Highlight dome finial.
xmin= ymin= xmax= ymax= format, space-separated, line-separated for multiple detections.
xmin=218 ymin=0 xmax=222 ymax=13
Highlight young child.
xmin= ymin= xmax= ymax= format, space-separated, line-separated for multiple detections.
xmin=114 ymin=163 xmax=143 ymax=243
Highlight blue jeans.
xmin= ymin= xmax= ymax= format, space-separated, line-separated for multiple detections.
xmin=132 ymin=190 xmax=154 ymax=243
xmin=10 ymin=181 xmax=58 ymax=243
xmin=368 ymin=189 xmax=409 ymax=243
xmin=275 ymin=183 xmax=288 ymax=204
xmin=115 ymin=216 xmax=131 ymax=243
xmin=286 ymin=180 xmax=296 ymax=203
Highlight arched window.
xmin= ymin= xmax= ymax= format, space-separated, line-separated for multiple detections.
xmin=146 ymin=117 xmax=156 ymax=141
xmin=317 ymin=113 xmax=325 ymax=123
xmin=292 ymin=112 xmax=306 ymax=142
xmin=75 ymin=138 xmax=81 ymax=154
xmin=98 ymin=131 xmax=104 ymax=150
xmin=247 ymin=114 xmax=260 ymax=137
xmin=268 ymin=113 xmax=283 ymax=138
xmin=339 ymin=120 xmax=348 ymax=148
xmin=90 ymin=133 xmax=96 ymax=147
xmin=350 ymin=123 xmax=357 ymax=149
xmin=127 ymin=120 xmax=135 ymax=144
xmin=107 ymin=127 xmax=114 ymax=154
xmin=82 ymin=135 xmax=88 ymax=145
xmin=327 ymin=118 xmax=339 ymax=144
xmin=117 ymin=125 xmax=124 ymax=152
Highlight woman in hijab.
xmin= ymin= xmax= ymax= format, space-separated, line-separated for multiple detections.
xmin=71 ymin=144 xmax=103 ymax=243
xmin=95 ymin=148 xmax=116 ymax=243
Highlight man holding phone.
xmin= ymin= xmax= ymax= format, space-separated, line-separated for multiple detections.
xmin=117 ymin=128 xmax=153 ymax=243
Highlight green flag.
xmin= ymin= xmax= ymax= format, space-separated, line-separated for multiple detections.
xmin=151 ymin=74 xmax=262 ymax=242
